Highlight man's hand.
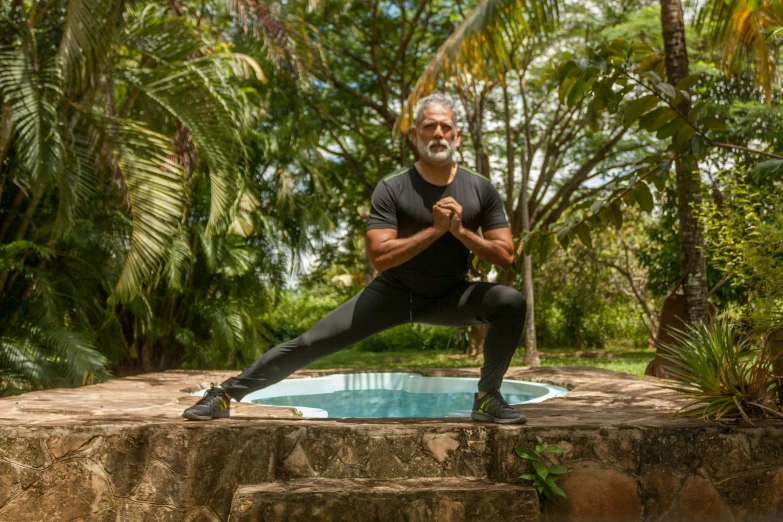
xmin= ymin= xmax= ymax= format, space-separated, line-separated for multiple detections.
xmin=432 ymin=201 xmax=452 ymax=235
xmin=436 ymin=197 xmax=463 ymax=237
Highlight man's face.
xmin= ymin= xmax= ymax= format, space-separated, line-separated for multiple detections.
xmin=411 ymin=104 xmax=462 ymax=164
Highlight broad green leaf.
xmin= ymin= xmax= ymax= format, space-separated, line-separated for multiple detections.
xmin=608 ymin=203 xmax=623 ymax=230
xmin=544 ymin=446 xmax=565 ymax=454
xmin=567 ymin=79 xmax=590 ymax=107
xmin=656 ymin=119 xmax=685 ymax=140
xmin=548 ymin=464 xmax=567 ymax=474
xmin=533 ymin=461 xmax=549 ymax=479
xmin=557 ymin=226 xmax=573 ymax=249
xmin=623 ymin=95 xmax=659 ymax=127
xmin=559 ymin=76 xmax=577 ymax=104
xmin=634 ymin=182 xmax=654 ymax=213
xmin=514 ymin=446 xmax=539 ymax=462
xmin=550 ymin=482 xmax=567 ymax=498
xmin=692 ymin=135 xmax=707 ymax=159
xmin=658 ymin=82 xmax=676 ymax=100
xmin=630 ymin=42 xmax=653 ymax=57
xmin=575 ymin=223 xmax=593 ymax=249
xmin=638 ymin=54 xmax=662 ymax=73
xmin=519 ymin=473 xmax=537 ymax=481
xmin=700 ymin=116 xmax=727 ymax=132
xmin=675 ymin=125 xmax=697 ymax=146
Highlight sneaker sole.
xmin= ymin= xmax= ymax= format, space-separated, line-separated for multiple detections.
xmin=471 ymin=411 xmax=527 ymax=424
xmin=182 ymin=410 xmax=230 ymax=421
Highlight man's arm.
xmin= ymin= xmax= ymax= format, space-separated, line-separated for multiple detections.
xmin=452 ymin=226 xmax=515 ymax=271
xmin=437 ymin=197 xmax=515 ymax=271
xmin=366 ymin=203 xmax=452 ymax=272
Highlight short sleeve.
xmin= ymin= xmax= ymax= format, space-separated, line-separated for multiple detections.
xmin=481 ymin=182 xmax=509 ymax=231
xmin=367 ymin=180 xmax=398 ymax=230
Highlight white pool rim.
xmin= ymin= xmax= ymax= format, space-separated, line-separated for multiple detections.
xmin=196 ymin=372 xmax=567 ymax=418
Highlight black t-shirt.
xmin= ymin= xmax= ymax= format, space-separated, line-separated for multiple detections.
xmin=366 ymin=164 xmax=509 ymax=297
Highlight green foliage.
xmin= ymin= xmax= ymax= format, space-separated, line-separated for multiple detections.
xmin=515 ymin=436 xmax=567 ymax=500
xmin=661 ymin=319 xmax=782 ymax=422
xmin=523 ymin=37 xmax=740 ymax=260
xmin=533 ymin=247 xmax=650 ymax=349
xmin=703 ymin=168 xmax=783 ymax=327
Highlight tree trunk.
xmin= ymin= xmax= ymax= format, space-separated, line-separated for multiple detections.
xmin=467 ymin=323 xmax=487 ymax=358
xmin=520 ymin=159 xmax=540 ymax=366
xmin=660 ymin=0 xmax=709 ymax=325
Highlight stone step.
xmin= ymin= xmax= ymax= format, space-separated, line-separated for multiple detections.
xmin=229 ymin=477 xmax=539 ymax=522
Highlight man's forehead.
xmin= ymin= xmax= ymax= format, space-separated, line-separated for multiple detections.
xmin=419 ymin=104 xmax=456 ymax=125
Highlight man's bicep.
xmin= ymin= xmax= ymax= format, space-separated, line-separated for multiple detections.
xmin=366 ymin=228 xmax=398 ymax=248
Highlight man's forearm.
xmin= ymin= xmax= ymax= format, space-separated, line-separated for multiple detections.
xmin=370 ymin=227 xmax=445 ymax=272
xmin=454 ymin=228 xmax=514 ymax=271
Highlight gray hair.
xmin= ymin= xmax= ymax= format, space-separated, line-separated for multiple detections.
xmin=414 ymin=93 xmax=459 ymax=128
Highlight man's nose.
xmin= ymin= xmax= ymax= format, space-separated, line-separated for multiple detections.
xmin=433 ymin=124 xmax=444 ymax=138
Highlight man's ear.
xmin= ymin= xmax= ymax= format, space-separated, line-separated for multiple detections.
xmin=410 ymin=126 xmax=419 ymax=146
xmin=456 ymin=128 xmax=462 ymax=148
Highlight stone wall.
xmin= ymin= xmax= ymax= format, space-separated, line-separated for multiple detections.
xmin=1 ymin=421 xmax=782 ymax=521
xmin=495 ymin=424 xmax=783 ymax=522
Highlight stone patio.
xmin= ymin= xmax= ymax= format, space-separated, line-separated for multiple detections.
xmin=0 ymin=367 xmax=781 ymax=521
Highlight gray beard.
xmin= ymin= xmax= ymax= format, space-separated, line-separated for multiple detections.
xmin=417 ymin=137 xmax=457 ymax=164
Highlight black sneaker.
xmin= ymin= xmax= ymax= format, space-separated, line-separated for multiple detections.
xmin=182 ymin=387 xmax=231 ymax=421
xmin=471 ymin=390 xmax=527 ymax=424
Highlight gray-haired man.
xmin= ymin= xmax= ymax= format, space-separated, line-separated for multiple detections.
xmin=183 ymin=94 xmax=527 ymax=424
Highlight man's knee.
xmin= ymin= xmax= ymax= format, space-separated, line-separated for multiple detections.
xmin=488 ymin=286 xmax=526 ymax=318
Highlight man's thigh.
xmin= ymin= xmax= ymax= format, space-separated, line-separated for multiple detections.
xmin=300 ymin=278 xmax=411 ymax=345
xmin=414 ymin=281 xmax=507 ymax=328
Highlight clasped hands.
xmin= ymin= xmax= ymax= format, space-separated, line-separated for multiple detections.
xmin=432 ymin=197 xmax=463 ymax=237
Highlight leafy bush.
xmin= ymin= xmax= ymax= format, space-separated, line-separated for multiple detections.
xmin=515 ymin=437 xmax=567 ymax=500
xmin=662 ymin=319 xmax=782 ymax=422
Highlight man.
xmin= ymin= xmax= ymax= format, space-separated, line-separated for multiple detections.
xmin=183 ymin=93 xmax=527 ymax=424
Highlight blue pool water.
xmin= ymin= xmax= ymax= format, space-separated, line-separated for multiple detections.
xmin=226 ymin=372 xmax=569 ymax=419
xmin=253 ymin=388 xmax=536 ymax=418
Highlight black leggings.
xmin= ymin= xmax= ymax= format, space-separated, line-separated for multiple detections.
xmin=221 ymin=278 xmax=526 ymax=401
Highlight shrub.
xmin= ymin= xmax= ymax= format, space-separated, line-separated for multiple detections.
xmin=661 ymin=318 xmax=782 ymax=422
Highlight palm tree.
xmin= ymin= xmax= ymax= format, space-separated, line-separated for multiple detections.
xmin=0 ymin=0 xmax=320 ymax=390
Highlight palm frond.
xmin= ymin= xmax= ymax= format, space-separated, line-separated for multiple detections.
xmin=399 ymin=0 xmax=558 ymax=132
xmin=100 ymin=117 xmax=186 ymax=301
xmin=122 ymin=53 xmax=261 ymax=233
xmin=55 ymin=129 xmax=100 ymax=236
xmin=226 ymin=0 xmax=315 ymax=81
xmin=56 ymin=0 xmax=125 ymax=89
xmin=124 ymin=4 xmax=209 ymax=65
xmin=0 ymin=41 xmax=64 ymax=187
xmin=696 ymin=0 xmax=783 ymax=105
xmin=31 ymin=324 xmax=109 ymax=385
xmin=162 ymin=231 xmax=192 ymax=292
xmin=0 ymin=336 xmax=49 ymax=388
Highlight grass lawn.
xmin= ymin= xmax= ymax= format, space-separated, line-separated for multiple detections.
xmin=305 ymin=345 xmax=656 ymax=376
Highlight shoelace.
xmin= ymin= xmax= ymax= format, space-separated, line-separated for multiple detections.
xmin=489 ymin=390 xmax=511 ymax=409
xmin=197 ymin=388 xmax=225 ymax=405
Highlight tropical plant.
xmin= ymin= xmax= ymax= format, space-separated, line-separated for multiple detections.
xmin=661 ymin=318 xmax=782 ymax=421
xmin=696 ymin=0 xmax=783 ymax=105
xmin=0 ymin=0 xmax=330 ymax=391
xmin=514 ymin=436 xmax=567 ymax=500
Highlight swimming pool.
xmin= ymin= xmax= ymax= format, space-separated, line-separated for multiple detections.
xmin=230 ymin=372 xmax=567 ymax=418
